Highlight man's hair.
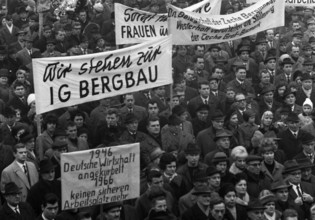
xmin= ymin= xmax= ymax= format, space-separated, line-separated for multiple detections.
xmin=12 ymin=81 xmax=25 ymax=89
xmin=212 ymin=65 xmax=224 ymax=73
xmin=70 ymin=110 xmax=85 ymax=121
xmin=147 ymin=100 xmax=159 ymax=108
xmin=147 ymin=170 xmax=162 ymax=183
xmin=65 ymin=121 xmax=76 ymax=129
xmin=194 ymin=45 xmax=205 ymax=50
xmin=282 ymin=209 xmax=298 ymax=219
xmin=42 ymin=114 xmax=57 ymax=130
xmin=209 ymin=196 xmax=224 ymax=209
xmin=198 ymin=81 xmax=209 ymax=89
xmin=55 ymin=29 xmax=65 ymax=36
xmin=123 ymin=93 xmax=133 ymax=100
xmin=42 ymin=193 xmax=59 ymax=208
xmin=235 ymin=66 xmax=246 ymax=72
xmin=259 ymin=70 xmax=270 ymax=79
xmin=13 ymin=143 xmax=25 ymax=153
xmin=192 ymin=55 xmax=204 ymax=63
xmin=146 ymin=116 xmax=160 ymax=127
xmin=106 ymin=108 xmax=118 ymax=116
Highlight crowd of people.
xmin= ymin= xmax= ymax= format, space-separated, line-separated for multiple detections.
xmin=1 ymin=0 xmax=315 ymax=220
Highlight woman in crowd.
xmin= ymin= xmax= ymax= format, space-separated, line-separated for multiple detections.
xmin=229 ymin=146 xmax=248 ymax=175
xmin=233 ymin=173 xmax=251 ymax=206
xmin=258 ymin=110 xmax=278 ymax=137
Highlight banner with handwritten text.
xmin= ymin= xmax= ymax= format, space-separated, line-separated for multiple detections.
xmin=115 ymin=0 xmax=221 ymax=45
xmin=167 ymin=0 xmax=285 ymax=45
xmin=32 ymin=36 xmax=172 ymax=114
xmin=247 ymin=0 xmax=315 ymax=6
xmin=61 ymin=143 xmax=140 ymax=210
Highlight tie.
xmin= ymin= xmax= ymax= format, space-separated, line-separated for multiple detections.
xmin=269 ymin=41 xmax=273 ymax=48
xmin=128 ymin=108 xmax=133 ymax=113
xmin=229 ymin=41 xmax=233 ymax=48
xmin=307 ymin=154 xmax=313 ymax=161
xmin=145 ymin=93 xmax=151 ymax=100
xmin=293 ymin=132 xmax=297 ymax=138
xmin=23 ymin=164 xmax=31 ymax=184
xmin=204 ymin=99 xmax=208 ymax=105
xmin=296 ymin=185 xmax=303 ymax=197
xmin=23 ymin=164 xmax=27 ymax=174
xmin=15 ymin=207 xmax=20 ymax=214
xmin=29 ymin=50 xmax=32 ymax=56
xmin=287 ymin=76 xmax=290 ymax=83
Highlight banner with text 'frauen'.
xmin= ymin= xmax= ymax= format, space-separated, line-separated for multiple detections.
xmin=115 ymin=0 xmax=221 ymax=45
xmin=61 ymin=143 xmax=140 ymax=210
xmin=32 ymin=36 xmax=172 ymax=115
xmin=167 ymin=0 xmax=285 ymax=45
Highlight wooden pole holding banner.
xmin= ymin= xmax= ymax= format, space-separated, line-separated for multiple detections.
xmin=100 ymin=205 xmax=104 ymax=220
xmin=273 ymin=34 xmax=281 ymax=85
xmin=39 ymin=12 xmax=43 ymax=39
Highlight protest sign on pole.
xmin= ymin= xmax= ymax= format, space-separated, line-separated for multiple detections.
xmin=61 ymin=143 xmax=140 ymax=210
xmin=167 ymin=0 xmax=285 ymax=45
xmin=32 ymin=36 xmax=173 ymax=115
xmin=115 ymin=0 xmax=221 ymax=45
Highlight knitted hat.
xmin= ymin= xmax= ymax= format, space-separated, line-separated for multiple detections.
xmin=303 ymin=98 xmax=313 ymax=109
xmin=27 ymin=93 xmax=35 ymax=106
xmin=93 ymin=3 xmax=104 ymax=12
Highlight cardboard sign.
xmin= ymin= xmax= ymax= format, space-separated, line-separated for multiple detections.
xmin=61 ymin=143 xmax=140 ymax=210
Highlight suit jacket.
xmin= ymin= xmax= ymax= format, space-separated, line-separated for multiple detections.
xmin=1 ymin=161 xmax=39 ymax=201
xmin=9 ymin=41 xmax=23 ymax=52
xmin=133 ymin=91 xmax=155 ymax=109
xmin=184 ymin=86 xmax=199 ymax=103
xmin=41 ymin=50 xmax=62 ymax=58
xmin=119 ymin=105 xmax=147 ymax=122
xmin=288 ymin=181 xmax=315 ymax=219
xmin=7 ymin=95 xmax=29 ymax=117
xmin=275 ymin=73 xmax=293 ymax=86
xmin=303 ymin=30 xmax=315 ymax=43
xmin=36 ymin=130 xmax=53 ymax=160
xmin=295 ymin=88 xmax=315 ymax=107
xmin=196 ymin=126 xmax=217 ymax=159
xmin=277 ymin=129 xmax=308 ymax=160
xmin=187 ymin=96 xmax=220 ymax=119
xmin=0 ymin=25 xmax=19 ymax=45
xmin=226 ymin=79 xmax=254 ymax=96
xmin=177 ymin=163 xmax=208 ymax=194
xmin=16 ymin=47 xmax=41 ymax=66
xmin=182 ymin=203 xmax=209 ymax=220
xmin=178 ymin=188 xmax=197 ymax=216
xmin=294 ymin=152 xmax=315 ymax=175
xmin=0 ymin=202 xmax=35 ymax=220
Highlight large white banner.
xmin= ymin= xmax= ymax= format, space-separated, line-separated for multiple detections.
xmin=115 ymin=0 xmax=222 ymax=45
xmin=167 ymin=0 xmax=285 ymax=45
xmin=33 ymin=36 xmax=172 ymax=114
xmin=247 ymin=0 xmax=315 ymax=6
xmin=285 ymin=0 xmax=315 ymax=6
xmin=61 ymin=143 xmax=140 ymax=210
